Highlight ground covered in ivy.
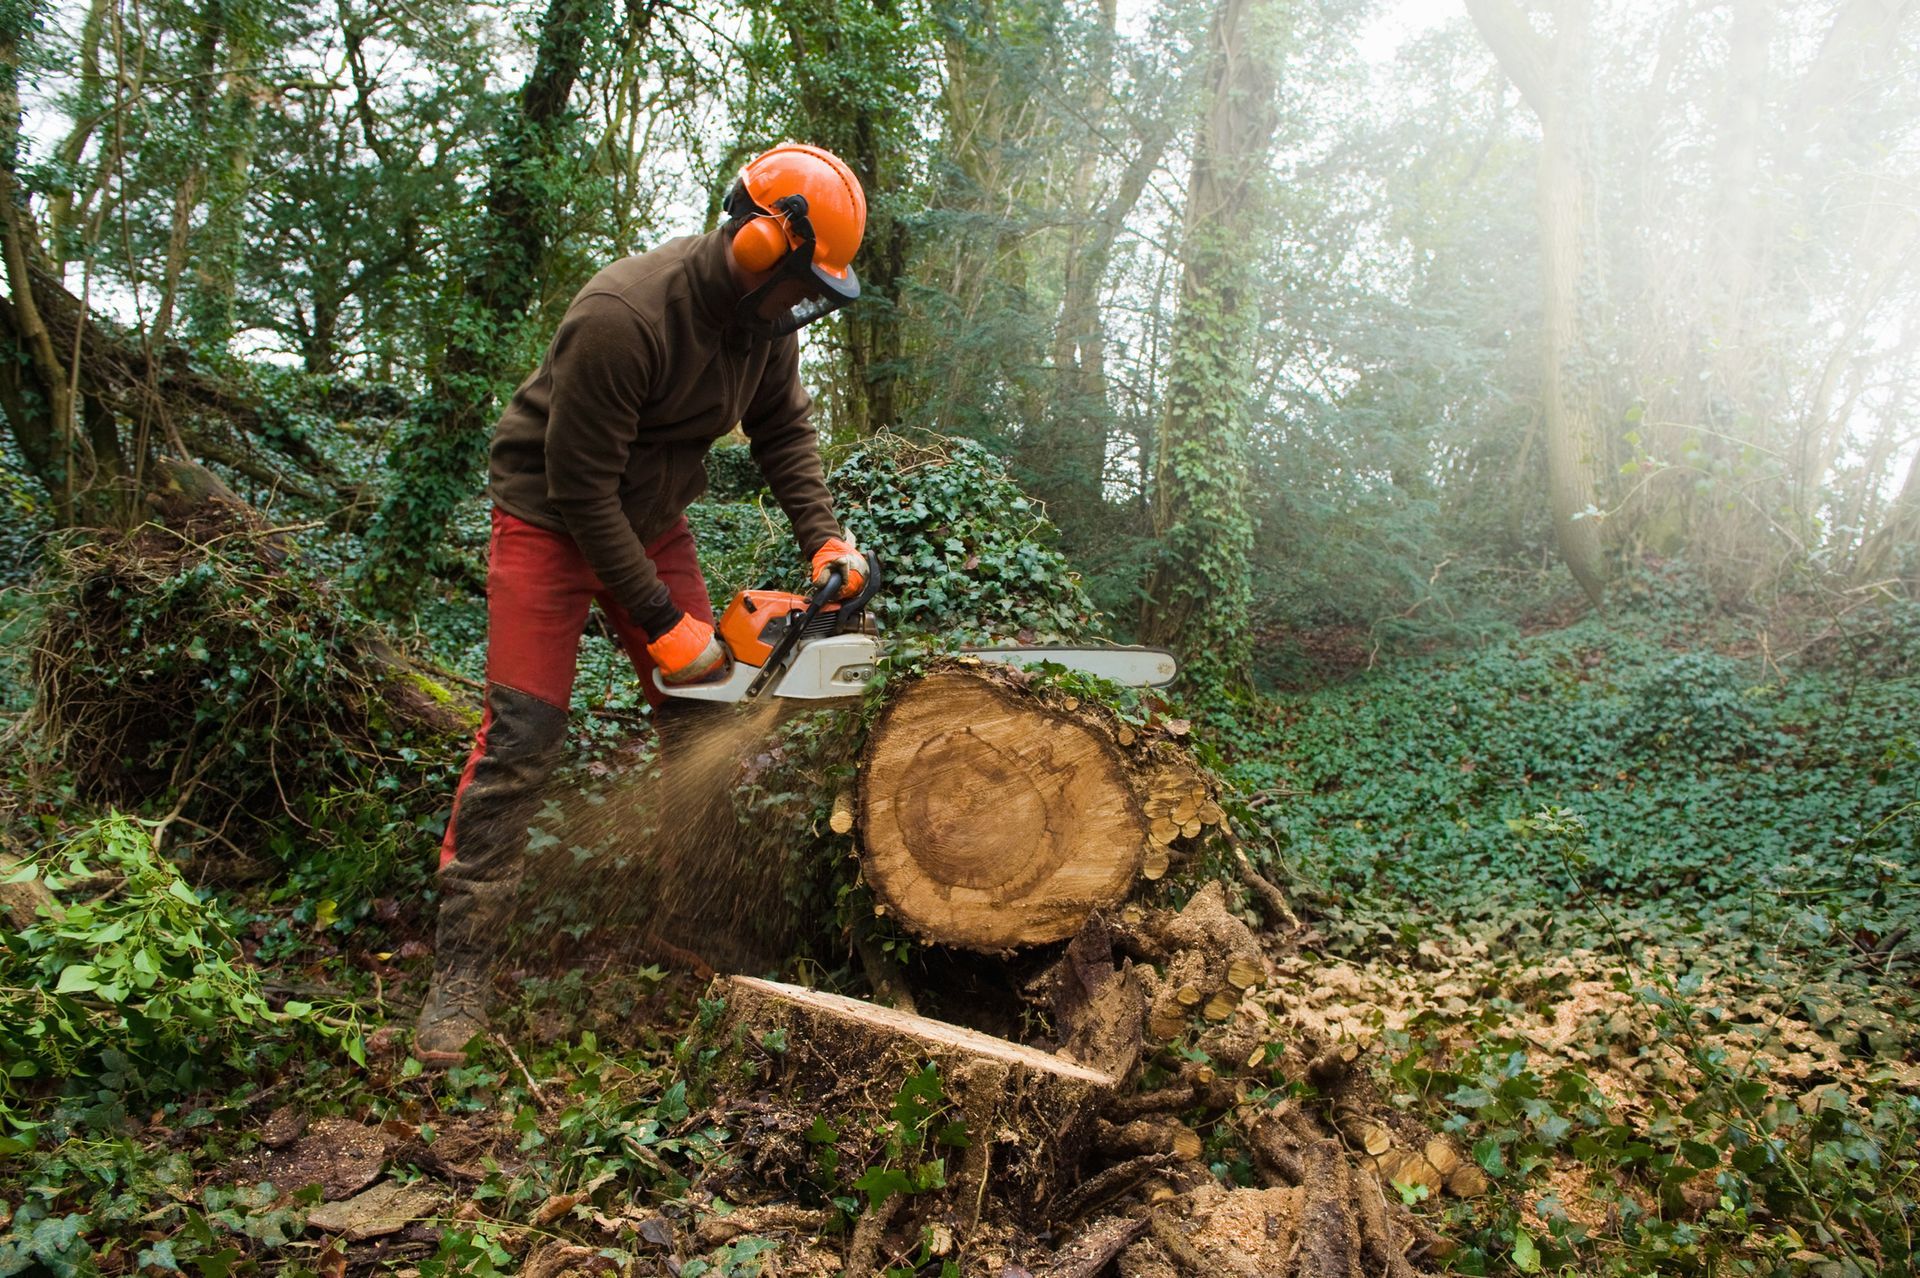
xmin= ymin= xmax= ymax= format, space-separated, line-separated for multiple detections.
xmin=2 ymin=544 xmax=1916 ymax=1276
xmin=1230 ymin=579 xmax=1920 ymax=1275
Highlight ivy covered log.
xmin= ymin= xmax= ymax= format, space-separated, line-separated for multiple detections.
xmin=30 ymin=456 xmax=471 ymax=857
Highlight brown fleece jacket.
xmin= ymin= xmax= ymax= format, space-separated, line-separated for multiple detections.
xmin=489 ymin=228 xmax=843 ymax=637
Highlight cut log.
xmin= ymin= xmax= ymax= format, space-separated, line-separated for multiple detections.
xmin=860 ymin=670 xmax=1147 ymax=949
xmin=712 ymin=976 xmax=1114 ymax=1208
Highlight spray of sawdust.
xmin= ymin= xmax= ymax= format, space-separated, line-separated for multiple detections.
xmin=512 ymin=696 xmax=802 ymax=975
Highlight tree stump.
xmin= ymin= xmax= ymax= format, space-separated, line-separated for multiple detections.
xmin=859 ymin=669 xmax=1170 ymax=950
xmin=714 ymin=976 xmax=1116 ymax=1209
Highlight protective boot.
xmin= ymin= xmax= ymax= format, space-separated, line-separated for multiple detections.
xmin=414 ymin=954 xmax=490 ymax=1064
xmin=416 ymin=683 xmax=569 ymax=1067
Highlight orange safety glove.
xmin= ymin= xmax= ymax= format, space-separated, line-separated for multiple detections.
xmin=810 ymin=535 xmax=867 ymax=599
xmin=646 ymin=613 xmax=731 ymax=686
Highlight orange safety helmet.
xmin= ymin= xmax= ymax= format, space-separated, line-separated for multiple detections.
xmin=723 ymin=142 xmax=867 ymax=336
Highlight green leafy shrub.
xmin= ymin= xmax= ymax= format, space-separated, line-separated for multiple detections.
xmin=0 ymin=815 xmax=354 ymax=1128
xmin=1616 ymin=652 xmax=1775 ymax=760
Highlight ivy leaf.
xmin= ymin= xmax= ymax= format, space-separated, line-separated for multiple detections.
xmin=1511 ymin=1228 xmax=1540 ymax=1273
xmin=852 ymin=1166 xmax=913 ymax=1206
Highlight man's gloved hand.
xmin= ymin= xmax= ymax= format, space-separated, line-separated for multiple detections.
xmin=647 ymin=613 xmax=731 ymax=686
xmin=810 ymin=536 xmax=867 ymax=599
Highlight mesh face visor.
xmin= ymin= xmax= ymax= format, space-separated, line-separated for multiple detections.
xmin=728 ymin=187 xmax=861 ymax=338
xmin=737 ymin=258 xmax=860 ymax=337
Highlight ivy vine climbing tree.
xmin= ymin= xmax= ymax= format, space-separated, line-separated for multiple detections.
xmin=353 ymin=0 xmax=615 ymax=616
xmin=1136 ymin=0 xmax=1285 ymax=690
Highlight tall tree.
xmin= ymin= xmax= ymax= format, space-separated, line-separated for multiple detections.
xmin=739 ymin=0 xmax=923 ymax=439
xmin=1136 ymin=0 xmax=1284 ymax=685
xmin=1467 ymin=0 xmax=1608 ymax=605
xmin=355 ymin=0 xmax=609 ymax=615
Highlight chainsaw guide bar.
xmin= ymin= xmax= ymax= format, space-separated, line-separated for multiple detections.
xmin=655 ymin=551 xmax=1179 ymax=702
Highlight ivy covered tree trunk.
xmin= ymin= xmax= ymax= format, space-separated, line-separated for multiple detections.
xmin=0 ymin=1 xmax=132 ymax=527
xmin=354 ymin=0 xmax=605 ymax=615
xmin=1136 ymin=0 xmax=1282 ymax=687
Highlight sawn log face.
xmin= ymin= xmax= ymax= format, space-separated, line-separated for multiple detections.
xmin=860 ymin=670 xmax=1146 ymax=949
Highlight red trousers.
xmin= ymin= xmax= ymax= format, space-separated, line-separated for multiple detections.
xmin=439 ymin=508 xmax=713 ymax=868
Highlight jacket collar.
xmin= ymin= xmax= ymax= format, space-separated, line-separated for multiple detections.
xmin=688 ymin=227 xmax=744 ymax=331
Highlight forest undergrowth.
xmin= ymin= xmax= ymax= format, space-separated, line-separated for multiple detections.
xmin=1 ymin=513 xmax=1916 ymax=1277
xmin=1225 ymin=578 xmax=1920 ymax=1275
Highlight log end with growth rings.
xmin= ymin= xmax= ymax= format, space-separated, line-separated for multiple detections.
xmin=860 ymin=669 xmax=1147 ymax=950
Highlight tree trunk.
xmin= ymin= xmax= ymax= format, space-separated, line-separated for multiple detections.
xmin=765 ymin=0 xmax=915 ymax=439
xmin=1135 ymin=0 xmax=1282 ymax=684
xmin=150 ymin=0 xmax=225 ymax=349
xmin=188 ymin=9 xmax=262 ymax=350
xmin=1856 ymin=447 xmax=1920 ymax=591
xmin=354 ymin=0 xmax=602 ymax=615
xmin=1467 ymin=0 xmax=1608 ymax=605
xmin=856 ymin=667 xmax=1219 ymax=950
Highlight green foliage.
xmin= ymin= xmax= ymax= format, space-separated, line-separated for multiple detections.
xmin=0 ymin=815 xmax=351 ymax=1128
xmin=686 ymin=495 xmax=785 ymax=604
xmin=829 ymin=432 xmax=1099 ymax=642
xmin=800 ymin=1061 xmax=964 ymax=1222
xmin=1237 ymin=583 xmax=1920 ymax=1274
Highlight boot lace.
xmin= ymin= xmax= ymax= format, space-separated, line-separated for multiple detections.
xmin=436 ymin=970 xmax=486 ymax=1014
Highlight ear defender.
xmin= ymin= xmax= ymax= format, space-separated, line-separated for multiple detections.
xmin=725 ymin=178 xmax=796 ymax=273
xmin=731 ymin=216 xmax=789 ymax=272
xmin=727 ymin=179 xmax=819 ymax=274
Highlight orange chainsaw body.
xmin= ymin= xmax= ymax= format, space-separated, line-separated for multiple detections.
xmin=717 ymin=588 xmax=830 ymax=666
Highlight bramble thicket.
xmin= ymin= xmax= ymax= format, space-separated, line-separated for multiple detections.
xmin=1 ymin=0 xmax=1918 ymax=1275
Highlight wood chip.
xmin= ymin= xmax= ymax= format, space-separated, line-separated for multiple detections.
xmin=1375 ymin=1148 xmax=1443 ymax=1193
xmin=1203 ymin=991 xmax=1238 ymax=1022
xmin=1149 ymin=1011 xmax=1187 ymax=1041
xmin=1142 ymin=847 xmax=1170 ymax=881
xmin=1150 ymin=818 xmax=1180 ymax=845
xmin=307 ymin=1181 xmax=446 ymax=1241
xmin=1225 ymin=959 xmax=1263 ymax=990
xmin=1446 ymin=1164 xmax=1490 ymax=1198
xmin=1174 ymin=984 xmax=1204 ymax=1007
xmin=1423 ymin=1137 xmax=1462 ymax=1176
xmin=829 ymin=788 xmax=856 ymax=835
xmin=1180 ymin=818 xmax=1203 ymax=839
xmin=1172 ymin=795 xmax=1200 ymax=824
xmin=1199 ymin=801 xmax=1225 ymax=826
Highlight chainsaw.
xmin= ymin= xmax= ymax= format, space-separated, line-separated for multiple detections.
xmin=653 ymin=550 xmax=1178 ymax=702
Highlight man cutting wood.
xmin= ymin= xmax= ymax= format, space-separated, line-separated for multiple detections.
xmin=414 ymin=143 xmax=871 ymax=1065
